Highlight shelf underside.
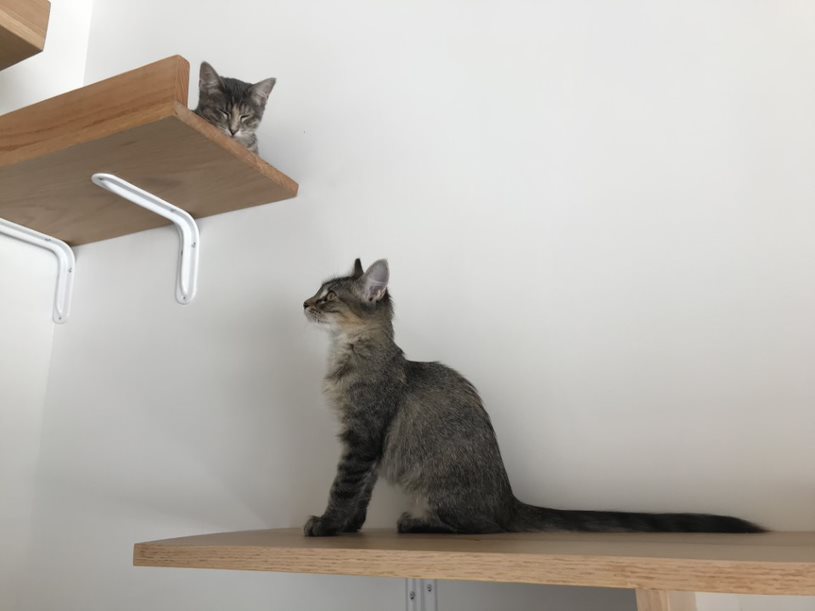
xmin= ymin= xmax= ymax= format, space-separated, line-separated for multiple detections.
xmin=0 ymin=55 xmax=298 ymax=245
xmin=0 ymin=110 xmax=297 ymax=244
xmin=0 ymin=0 xmax=50 ymax=71
xmin=134 ymin=528 xmax=815 ymax=595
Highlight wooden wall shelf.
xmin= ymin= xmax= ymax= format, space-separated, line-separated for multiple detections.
xmin=134 ymin=528 xmax=815 ymax=597
xmin=0 ymin=0 xmax=50 ymax=70
xmin=0 ymin=55 xmax=298 ymax=245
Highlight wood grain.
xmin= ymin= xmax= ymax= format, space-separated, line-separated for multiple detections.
xmin=0 ymin=56 xmax=298 ymax=244
xmin=0 ymin=55 xmax=188 ymax=163
xmin=636 ymin=590 xmax=697 ymax=611
xmin=133 ymin=529 xmax=815 ymax=595
xmin=0 ymin=0 xmax=50 ymax=70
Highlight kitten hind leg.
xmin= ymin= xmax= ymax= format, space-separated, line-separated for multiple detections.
xmin=397 ymin=511 xmax=457 ymax=534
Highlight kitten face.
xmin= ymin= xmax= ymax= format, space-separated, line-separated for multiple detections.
xmin=194 ymin=61 xmax=275 ymax=151
xmin=303 ymin=259 xmax=392 ymax=332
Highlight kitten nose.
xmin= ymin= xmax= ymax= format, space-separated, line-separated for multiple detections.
xmin=303 ymin=300 xmax=309 ymax=309
xmin=229 ymin=127 xmax=238 ymax=135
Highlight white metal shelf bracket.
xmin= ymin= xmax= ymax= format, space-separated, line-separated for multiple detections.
xmin=91 ymin=173 xmax=200 ymax=304
xmin=406 ymin=579 xmax=437 ymax=611
xmin=0 ymin=218 xmax=75 ymax=324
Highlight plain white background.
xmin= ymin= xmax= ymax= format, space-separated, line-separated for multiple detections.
xmin=2 ymin=1 xmax=814 ymax=610
xmin=0 ymin=0 xmax=93 ymax=608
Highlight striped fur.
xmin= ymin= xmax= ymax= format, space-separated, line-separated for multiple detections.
xmin=302 ymin=259 xmax=764 ymax=536
xmin=193 ymin=61 xmax=275 ymax=154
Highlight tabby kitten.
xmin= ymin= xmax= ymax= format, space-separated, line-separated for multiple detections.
xmin=194 ymin=61 xmax=275 ymax=154
xmin=302 ymin=259 xmax=764 ymax=536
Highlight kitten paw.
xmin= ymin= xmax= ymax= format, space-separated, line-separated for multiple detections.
xmin=343 ymin=512 xmax=367 ymax=533
xmin=303 ymin=515 xmax=339 ymax=537
xmin=397 ymin=511 xmax=456 ymax=534
xmin=397 ymin=512 xmax=417 ymax=533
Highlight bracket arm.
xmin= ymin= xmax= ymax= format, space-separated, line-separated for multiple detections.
xmin=91 ymin=173 xmax=200 ymax=304
xmin=0 ymin=218 xmax=75 ymax=323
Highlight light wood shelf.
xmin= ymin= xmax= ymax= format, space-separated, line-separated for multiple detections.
xmin=0 ymin=0 xmax=50 ymax=70
xmin=0 ymin=55 xmax=298 ymax=245
xmin=134 ymin=528 xmax=815 ymax=596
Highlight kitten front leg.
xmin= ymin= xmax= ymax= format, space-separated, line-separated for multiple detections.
xmin=244 ymin=134 xmax=258 ymax=154
xmin=343 ymin=470 xmax=378 ymax=533
xmin=304 ymin=448 xmax=378 ymax=537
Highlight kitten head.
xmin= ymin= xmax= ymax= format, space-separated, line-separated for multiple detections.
xmin=303 ymin=259 xmax=393 ymax=334
xmin=194 ymin=61 xmax=275 ymax=145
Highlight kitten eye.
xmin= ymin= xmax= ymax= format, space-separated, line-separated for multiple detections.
xmin=240 ymin=114 xmax=251 ymax=121
xmin=326 ymin=291 xmax=337 ymax=301
xmin=218 ymin=109 xmax=229 ymax=117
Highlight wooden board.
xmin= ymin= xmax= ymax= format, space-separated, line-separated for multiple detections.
xmin=0 ymin=55 xmax=298 ymax=245
xmin=0 ymin=0 xmax=50 ymax=70
xmin=134 ymin=528 xmax=815 ymax=595
xmin=0 ymin=54 xmax=189 ymax=162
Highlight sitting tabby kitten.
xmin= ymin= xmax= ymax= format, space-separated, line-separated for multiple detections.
xmin=302 ymin=259 xmax=764 ymax=536
xmin=194 ymin=61 xmax=275 ymax=154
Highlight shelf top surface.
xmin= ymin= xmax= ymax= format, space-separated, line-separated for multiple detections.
xmin=0 ymin=55 xmax=297 ymax=245
xmin=134 ymin=528 xmax=815 ymax=595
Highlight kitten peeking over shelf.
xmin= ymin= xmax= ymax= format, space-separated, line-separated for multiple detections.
xmin=302 ymin=258 xmax=765 ymax=536
xmin=193 ymin=61 xmax=276 ymax=154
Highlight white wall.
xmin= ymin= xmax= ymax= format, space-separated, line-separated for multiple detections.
xmin=0 ymin=1 xmax=93 ymax=609
xmin=0 ymin=241 xmax=54 ymax=611
xmin=7 ymin=0 xmax=815 ymax=610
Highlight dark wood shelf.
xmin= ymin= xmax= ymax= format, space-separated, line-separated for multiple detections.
xmin=0 ymin=0 xmax=50 ymax=70
xmin=0 ymin=55 xmax=298 ymax=245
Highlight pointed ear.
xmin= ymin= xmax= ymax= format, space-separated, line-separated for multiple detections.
xmin=358 ymin=259 xmax=389 ymax=302
xmin=250 ymin=78 xmax=276 ymax=106
xmin=352 ymin=258 xmax=364 ymax=279
xmin=199 ymin=62 xmax=221 ymax=92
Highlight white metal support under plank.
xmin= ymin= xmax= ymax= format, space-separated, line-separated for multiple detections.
xmin=91 ymin=173 xmax=200 ymax=305
xmin=406 ymin=579 xmax=437 ymax=611
xmin=0 ymin=218 xmax=75 ymax=323
xmin=1 ymin=174 xmax=200 ymax=322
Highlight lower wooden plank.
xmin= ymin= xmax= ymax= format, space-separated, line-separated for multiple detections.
xmin=636 ymin=590 xmax=697 ymax=611
xmin=133 ymin=529 xmax=815 ymax=595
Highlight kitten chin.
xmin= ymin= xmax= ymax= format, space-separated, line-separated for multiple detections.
xmin=193 ymin=61 xmax=275 ymax=155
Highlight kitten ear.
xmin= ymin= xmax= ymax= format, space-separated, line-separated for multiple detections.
xmin=358 ymin=259 xmax=389 ymax=302
xmin=250 ymin=78 xmax=277 ymax=106
xmin=352 ymin=258 xmax=364 ymax=279
xmin=199 ymin=62 xmax=221 ymax=92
